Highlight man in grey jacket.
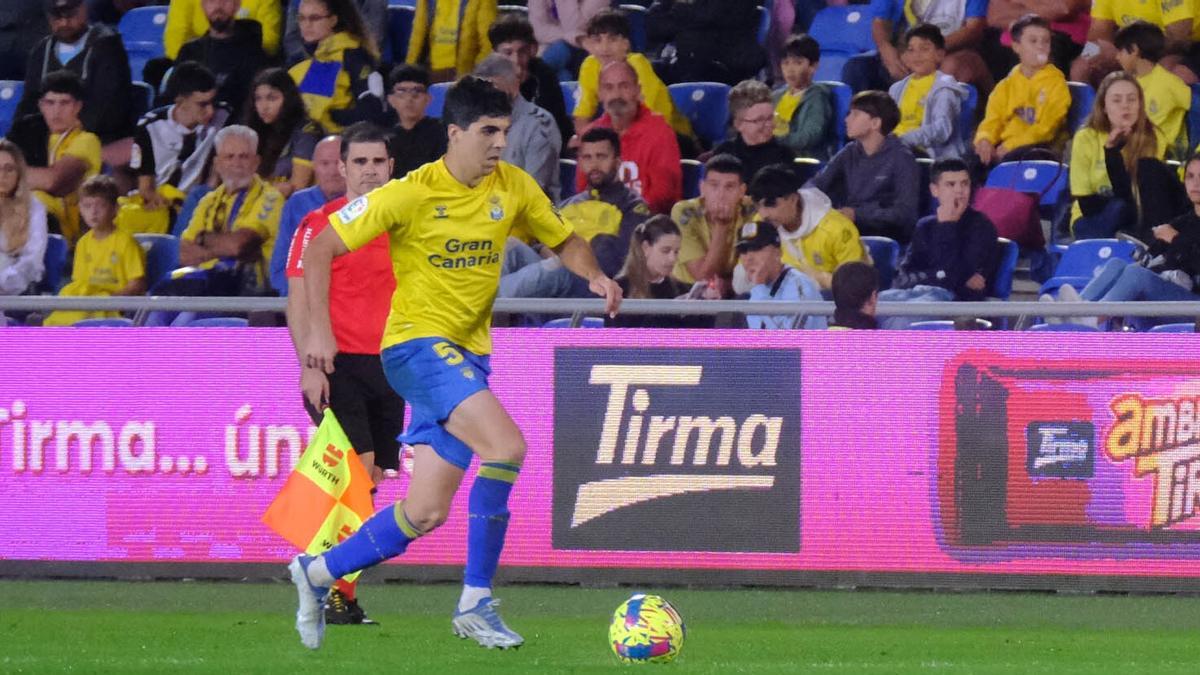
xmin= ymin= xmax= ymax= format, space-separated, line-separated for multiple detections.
xmin=808 ymin=90 xmax=921 ymax=243
xmin=474 ymin=54 xmax=563 ymax=202
xmin=887 ymin=23 xmax=969 ymax=160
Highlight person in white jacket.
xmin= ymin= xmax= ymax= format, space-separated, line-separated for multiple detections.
xmin=0 ymin=139 xmax=48 ymax=299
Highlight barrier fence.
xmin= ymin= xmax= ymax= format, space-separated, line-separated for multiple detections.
xmin=4 ymin=328 xmax=1200 ymax=592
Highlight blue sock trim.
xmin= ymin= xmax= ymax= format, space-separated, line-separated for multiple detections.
xmin=325 ymin=502 xmax=415 ymax=579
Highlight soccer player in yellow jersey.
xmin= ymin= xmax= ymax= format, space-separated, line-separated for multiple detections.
xmin=288 ymin=76 xmax=622 ymax=651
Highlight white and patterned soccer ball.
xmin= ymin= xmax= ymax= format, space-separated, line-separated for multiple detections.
xmin=609 ymin=593 xmax=686 ymax=664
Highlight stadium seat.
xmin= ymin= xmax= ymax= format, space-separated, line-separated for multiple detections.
xmin=667 ymin=82 xmax=731 ymax=148
xmin=131 ymin=81 xmax=154 ymax=120
xmin=1038 ymin=238 xmax=1140 ymax=296
xmin=793 ymin=157 xmax=824 ymax=184
xmin=988 ymin=238 xmax=1019 ymax=301
xmin=425 ymin=81 xmax=451 ymax=119
xmin=985 ymin=160 xmax=1069 ymax=215
xmin=818 ymin=80 xmax=852 ymax=147
xmin=681 ymin=159 xmax=702 ymax=199
xmin=910 ymin=319 xmax=993 ymax=330
xmin=41 ymin=234 xmax=68 ymax=293
xmin=543 ymin=317 xmax=604 ymax=328
xmin=133 ymin=234 xmax=180 ymax=291
xmin=1148 ymin=322 xmax=1197 ymax=333
xmin=1190 ymin=83 xmax=1200 ymax=151
xmin=72 ymin=318 xmax=134 ymax=327
xmin=808 ymin=6 xmax=875 ymax=57
xmin=960 ymin=83 xmax=977 ymax=141
xmin=619 ymin=4 xmax=648 ymax=53
xmin=0 ymin=80 xmax=23 ymax=137
xmin=186 ymin=316 xmax=249 ymax=327
xmin=387 ymin=6 xmax=415 ymax=65
xmin=756 ymin=5 xmax=771 ymax=47
xmin=387 ymin=0 xmax=415 ymax=7
xmin=118 ymin=6 xmax=168 ymax=80
xmin=1028 ymin=322 xmax=1101 ymax=332
xmin=559 ymin=158 xmax=576 ymax=192
xmin=498 ymin=4 xmax=528 ymax=14
xmin=812 ymin=53 xmax=850 ymax=83
xmin=560 ymin=81 xmax=579 ymax=115
xmin=1068 ymin=81 xmax=1095 ymax=133
xmin=860 ymin=236 xmax=899 ymax=290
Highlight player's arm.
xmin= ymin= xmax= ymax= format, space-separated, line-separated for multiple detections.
xmin=285 ymin=277 xmax=309 ymax=362
xmin=552 ymin=232 xmax=622 ymax=316
xmin=301 ymin=226 xmax=350 ymax=375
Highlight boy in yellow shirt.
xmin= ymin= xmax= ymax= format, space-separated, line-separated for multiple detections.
xmin=974 ymin=14 xmax=1070 ymax=165
xmin=1114 ymin=20 xmax=1191 ymax=160
xmin=572 ymin=9 xmax=693 ymax=141
xmin=44 ymin=176 xmax=146 ymax=326
xmin=26 ymin=70 xmax=100 ymax=247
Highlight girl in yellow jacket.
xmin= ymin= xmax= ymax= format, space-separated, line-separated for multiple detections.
xmin=289 ymin=0 xmax=385 ymax=133
xmin=405 ymin=0 xmax=497 ymax=80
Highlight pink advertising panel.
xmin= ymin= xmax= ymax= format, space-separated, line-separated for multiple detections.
xmin=3 ymin=328 xmax=1200 ymax=583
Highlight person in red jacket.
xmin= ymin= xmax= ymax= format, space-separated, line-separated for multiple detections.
xmin=578 ymin=60 xmax=681 ymax=214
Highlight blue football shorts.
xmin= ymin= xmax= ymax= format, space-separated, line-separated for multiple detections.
xmin=380 ymin=337 xmax=491 ymax=470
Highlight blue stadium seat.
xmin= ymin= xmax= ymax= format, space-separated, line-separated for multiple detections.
xmin=1148 ymin=322 xmax=1197 ymax=333
xmin=667 ymin=82 xmax=731 ymax=148
xmin=1190 ymin=83 xmax=1200 ymax=151
xmin=818 ymin=80 xmax=852 ymax=147
xmin=681 ymin=159 xmax=702 ymax=199
xmin=559 ymin=158 xmax=576 ymax=194
xmin=41 ymin=234 xmax=68 ymax=293
xmin=860 ymin=236 xmax=899 ymax=290
xmin=118 ymin=6 xmax=167 ymax=80
xmin=1068 ymin=81 xmax=1095 ymax=133
xmin=910 ymin=319 xmax=993 ymax=330
xmin=73 ymin=318 xmax=134 ymax=327
xmin=560 ymin=80 xmax=579 ymax=115
xmin=808 ymin=6 xmax=875 ymax=56
xmin=543 ymin=317 xmax=604 ymax=328
xmin=387 ymin=0 xmax=415 ymax=7
xmin=186 ymin=316 xmax=249 ymax=327
xmin=133 ymin=234 xmax=180 ymax=291
xmin=1028 ymin=322 xmax=1101 ymax=332
xmin=1038 ymin=238 xmax=1140 ymax=296
xmin=988 ymin=238 xmax=1019 ymax=300
xmin=425 ymin=81 xmax=451 ymax=119
xmin=618 ymin=4 xmax=648 ymax=53
xmin=0 ymin=80 xmax=23 ymax=137
xmin=812 ymin=53 xmax=850 ymax=83
xmin=387 ymin=6 xmax=415 ymax=64
xmin=985 ymin=160 xmax=1069 ymax=214
xmin=960 ymin=83 xmax=977 ymax=142
xmin=756 ymin=4 xmax=771 ymax=47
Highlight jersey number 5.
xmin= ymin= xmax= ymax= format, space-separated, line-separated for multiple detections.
xmin=433 ymin=341 xmax=464 ymax=366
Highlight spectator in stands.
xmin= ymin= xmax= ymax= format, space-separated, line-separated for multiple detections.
xmin=572 ymin=10 xmax=692 ymax=143
xmin=0 ymin=141 xmax=48 ymax=297
xmin=27 ymin=70 xmax=100 ymax=247
xmin=735 ymin=220 xmax=826 ymax=330
xmin=404 ymin=0 xmax=496 ymax=81
xmin=176 ymin=0 xmax=270 ymax=123
xmin=889 ymin=24 xmax=969 ymax=160
xmin=672 ymin=154 xmax=754 ymax=294
xmin=1070 ymin=0 xmax=1192 ymax=87
xmin=581 ymin=61 xmax=681 ymax=215
xmin=974 ymin=15 xmax=1069 ymax=166
xmin=560 ymin=126 xmax=650 ymax=276
xmin=1115 ymin=21 xmax=1192 ymax=161
xmin=489 ymin=13 xmax=573 ymax=151
xmin=44 ymin=175 xmax=145 ymax=326
xmin=243 ymin=68 xmax=321 ymax=199
xmin=1070 ymin=72 xmax=1188 ymax=240
xmin=714 ymin=80 xmax=796 ymax=188
xmin=809 ymin=90 xmax=920 ymax=242
xmin=284 ymin=0 xmax=385 ymax=67
xmin=983 ymin=0 xmax=1088 ymax=83
xmin=165 ymin=0 xmax=282 ymax=59
xmin=845 ymin=0 xmax=991 ymax=94
xmin=751 ymin=163 xmax=865 ymax=290
xmin=527 ymin=0 xmax=606 ymax=82
xmin=17 ymin=0 xmax=133 ymax=164
xmin=646 ymin=0 xmax=766 ymax=87
xmin=474 ymin=55 xmax=562 ymax=201
xmin=829 ymin=261 xmax=879 ymax=329
xmin=880 ymin=158 xmax=997 ymax=309
xmin=289 ymin=0 xmax=386 ymax=134
xmin=384 ymin=64 xmax=446 ymax=179
xmin=772 ymin=34 xmax=836 ymax=161
xmin=0 ymin=1 xmax=48 ymax=81
xmin=606 ymin=214 xmax=713 ymax=328
xmin=179 ymin=125 xmax=283 ymax=293
xmin=270 ymin=135 xmax=343 ymax=295
xmin=129 ymin=62 xmax=228 ymax=228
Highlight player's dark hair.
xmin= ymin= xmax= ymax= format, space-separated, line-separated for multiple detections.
xmin=850 ymin=90 xmax=900 ymax=136
xmin=620 ymin=214 xmax=682 ymax=299
xmin=388 ymin=63 xmax=431 ymax=90
xmin=704 ymin=153 xmax=745 ymax=183
xmin=340 ymin=122 xmax=392 ymax=160
xmin=1010 ymin=13 xmax=1050 ymax=42
xmin=580 ymin=126 xmax=620 ymax=154
xmin=931 ymin=158 xmax=971 ymax=184
xmin=1114 ymin=21 xmax=1166 ymax=63
xmin=782 ymin=34 xmax=821 ymax=64
xmin=167 ymin=61 xmax=218 ymax=100
xmin=40 ymin=69 xmax=84 ymax=101
xmin=586 ymin=9 xmax=631 ymax=39
xmin=748 ymin=163 xmax=802 ymax=205
xmin=905 ymin=23 xmax=945 ymax=51
xmin=488 ymin=12 xmax=536 ymax=47
xmin=443 ymin=76 xmax=512 ymax=130
xmin=79 ymin=174 xmax=120 ymax=205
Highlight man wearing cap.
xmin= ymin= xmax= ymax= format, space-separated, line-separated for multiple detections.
xmin=16 ymin=0 xmax=133 ymax=162
xmin=748 ymin=163 xmax=866 ymax=291
xmin=736 ymin=220 xmax=826 ymax=329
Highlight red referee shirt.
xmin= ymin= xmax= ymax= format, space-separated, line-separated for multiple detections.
xmin=285 ymin=197 xmax=394 ymax=355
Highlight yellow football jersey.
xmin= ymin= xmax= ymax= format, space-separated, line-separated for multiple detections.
xmin=330 ymin=159 xmax=574 ymax=354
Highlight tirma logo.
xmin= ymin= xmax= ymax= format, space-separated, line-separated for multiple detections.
xmin=552 ymin=348 xmax=801 ymax=552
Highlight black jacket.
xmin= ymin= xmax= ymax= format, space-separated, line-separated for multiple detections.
xmin=1151 ymin=211 xmax=1200 ymax=280
xmin=647 ymin=0 xmax=765 ymax=85
xmin=895 ymin=208 xmax=998 ymax=301
xmin=17 ymin=23 xmax=133 ymax=143
xmin=176 ymin=20 xmax=269 ymax=123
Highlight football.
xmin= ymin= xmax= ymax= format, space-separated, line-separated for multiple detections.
xmin=608 ymin=593 xmax=686 ymax=664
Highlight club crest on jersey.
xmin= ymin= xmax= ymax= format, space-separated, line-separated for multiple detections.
xmin=337 ymin=196 xmax=368 ymax=222
xmin=489 ymin=196 xmax=504 ymax=221
xmin=433 ymin=205 xmax=448 ymax=219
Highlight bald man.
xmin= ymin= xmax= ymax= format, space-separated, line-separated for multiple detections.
xmin=270 ymin=136 xmax=347 ymax=295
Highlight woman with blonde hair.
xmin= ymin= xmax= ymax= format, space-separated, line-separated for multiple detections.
xmin=1070 ymin=70 xmax=1187 ymax=239
xmin=0 ymin=140 xmax=48 ymax=297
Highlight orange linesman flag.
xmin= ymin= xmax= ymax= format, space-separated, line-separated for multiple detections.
xmin=262 ymin=409 xmax=374 ymax=580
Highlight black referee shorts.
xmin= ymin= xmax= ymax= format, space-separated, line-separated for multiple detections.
xmin=303 ymin=353 xmax=406 ymax=470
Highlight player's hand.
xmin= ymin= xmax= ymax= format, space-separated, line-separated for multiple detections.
xmin=305 ymin=330 xmax=338 ymax=374
xmin=590 ymin=275 xmax=623 ymax=317
xmin=301 ymin=367 xmax=329 ymax=412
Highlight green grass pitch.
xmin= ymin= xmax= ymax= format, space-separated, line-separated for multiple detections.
xmin=2 ymin=579 xmax=1198 ymax=673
